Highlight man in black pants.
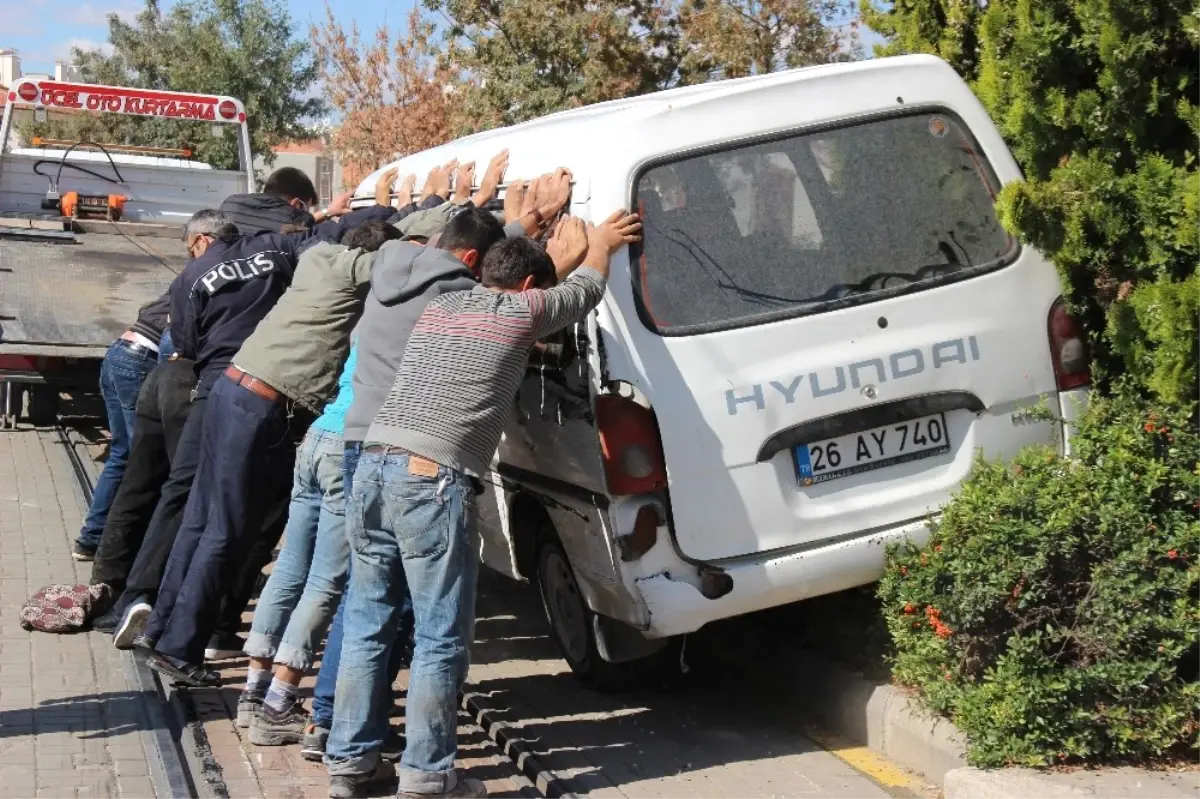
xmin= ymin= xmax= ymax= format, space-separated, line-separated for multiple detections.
xmin=90 ymin=356 xmax=195 ymax=602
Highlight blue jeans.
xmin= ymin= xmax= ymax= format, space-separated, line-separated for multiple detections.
xmin=77 ymin=340 xmax=157 ymax=550
xmin=325 ymin=450 xmax=478 ymax=794
xmin=311 ymin=443 xmax=413 ymax=730
xmin=158 ymin=329 xmax=175 ymax=363
xmin=245 ymin=428 xmax=348 ymax=669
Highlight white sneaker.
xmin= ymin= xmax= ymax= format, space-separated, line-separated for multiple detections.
xmin=113 ymin=599 xmax=152 ymax=650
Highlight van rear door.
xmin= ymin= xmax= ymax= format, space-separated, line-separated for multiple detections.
xmin=624 ymin=110 xmax=1065 ymax=562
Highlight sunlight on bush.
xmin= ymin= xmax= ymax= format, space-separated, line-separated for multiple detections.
xmin=879 ymin=389 xmax=1199 ymax=767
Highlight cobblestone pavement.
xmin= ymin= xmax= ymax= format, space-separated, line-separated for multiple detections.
xmin=186 ymin=623 xmax=532 ymax=799
xmin=0 ymin=431 xmax=159 ymax=799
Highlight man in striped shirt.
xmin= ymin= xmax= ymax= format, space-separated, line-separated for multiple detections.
xmin=325 ymin=211 xmax=641 ymax=799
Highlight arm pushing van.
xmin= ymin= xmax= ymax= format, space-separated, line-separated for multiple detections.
xmin=356 ymin=54 xmax=1090 ymax=689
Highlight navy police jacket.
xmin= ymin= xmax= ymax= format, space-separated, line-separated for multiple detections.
xmin=168 ymin=231 xmax=308 ymax=396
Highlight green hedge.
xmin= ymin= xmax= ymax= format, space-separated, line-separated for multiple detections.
xmin=879 ymin=388 xmax=1199 ymax=766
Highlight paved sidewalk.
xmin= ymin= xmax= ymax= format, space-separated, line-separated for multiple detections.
xmin=466 ymin=571 xmax=897 ymax=799
xmin=0 ymin=430 xmax=158 ymax=799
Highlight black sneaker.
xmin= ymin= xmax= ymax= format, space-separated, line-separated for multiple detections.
xmin=72 ymin=542 xmax=97 ymax=562
xmin=381 ymin=727 xmax=405 ymax=762
xmin=329 ymin=761 xmax=396 ymax=799
xmin=92 ymin=604 xmax=122 ymax=634
xmin=146 ymin=653 xmax=221 ymax=688
xmin=299 ymin=722 xmax=328 ymax=762
xmin=204 ymin=631 xmax=245 ymax=661
xmin=249 ymin=697 xmax=309 ymax=746
xmin=113 ymin=597 xmax=152 ymax=650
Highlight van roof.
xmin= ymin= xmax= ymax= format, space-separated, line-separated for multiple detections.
xmin=355 ymin=55 xmax=970 ymax=201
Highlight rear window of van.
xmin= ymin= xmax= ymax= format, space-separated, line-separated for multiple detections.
xmin=630 ymin=111 xmax=1016 ymax=334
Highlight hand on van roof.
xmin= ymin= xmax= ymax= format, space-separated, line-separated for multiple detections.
xmin=472 ymin=150 xmax=509 ymax=208
xmin=374 ymin=167 xmax=400 ymax=208
xmin=396 ymin=173 xmax=417 ymax=207
xmin=583 ymin=209 xmax=642 ymax=278
xmin=546 ymin=216 xmax=588 ymax=280
xmin=504 ymin=179 xmax=526 ymax=224
xmin=420 ymin=160 xmax=457 ymax=202
xmin=452 ymin=162 xmax=475 ymax=204
xmin=522 ymin=169 xmax=571 ymax=221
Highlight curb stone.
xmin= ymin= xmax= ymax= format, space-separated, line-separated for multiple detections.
xmin=944 ymin=766 xmax=1199 ymax=799
xmin=784 ymin=651 xmax=968 ymax=785
xmin=788 ymin=650 xmax=1197 ymax=799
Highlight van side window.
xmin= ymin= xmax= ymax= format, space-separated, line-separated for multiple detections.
xmin=631 ymin=111 xmax=1014 ymax=335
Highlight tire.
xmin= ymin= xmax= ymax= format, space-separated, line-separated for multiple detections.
xmin=26 ymin=385 xmax=59 ymax=427
xmin=536 ymin=539 xmax=653 ymax=692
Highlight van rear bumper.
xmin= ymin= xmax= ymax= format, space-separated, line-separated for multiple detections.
xmin=633 ymin=517 xmax=932 ymax=639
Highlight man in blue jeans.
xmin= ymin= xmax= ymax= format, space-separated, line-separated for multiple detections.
xmin=73 ymin=292 xmax=171 ymax=560
xmin=326 ymin=209 xmax=640 ymax=799
xmin=240 ymin=345 xmax=409 ymax=754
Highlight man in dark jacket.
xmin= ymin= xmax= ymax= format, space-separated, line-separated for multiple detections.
xmin=100 ymin=168 xmax=421 ymax=655
xmin=220 ymin=166 xmax=332 ymax=236
xmin=72 ymin=293 xmax=171 ymax=560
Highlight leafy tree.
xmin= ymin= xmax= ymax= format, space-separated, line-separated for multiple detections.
xmin=419 ymin=0 xmax=861 ymax=131
xmin=23 ymin=0 xmax=322 ymax=171
xmin=861 ymin=0 xmax=985 ymax=78
xmin=865 ymin=0 xmax=1199 ymax=406
xmin=679 ymin=0 xmax=863 ymax=80
xmin=311 ymin=6 xmax=452 ymax=188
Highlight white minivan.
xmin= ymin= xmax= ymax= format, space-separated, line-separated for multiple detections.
xmin=356 ymin=55 xmax=1090 ymax=687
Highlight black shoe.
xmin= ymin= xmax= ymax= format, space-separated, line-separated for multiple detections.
xmin=249 ymin=697 xmax=309 ymax=746
xmin=72 ymin=542 xmax=97 ymax=562
xmin=114 ymin=597 xmax=152 ymax=650
xmin=131 ymin=633 xmax=156 ymax=652
xmin=381 ymin=727 xmax=405 ymax=762
xmin=204 ymin=631 xmax=245 ymax=661
xmin=146 ymin=653 xmax=221 ymax=688
xmin=92 ymin=605 xmax=122 ymax=634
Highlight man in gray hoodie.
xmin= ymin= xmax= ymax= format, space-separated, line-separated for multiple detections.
xmin=315 ymin=173 xmax=574 ymax=787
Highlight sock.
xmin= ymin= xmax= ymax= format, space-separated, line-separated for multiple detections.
xmin=244 ymin=666 xmax=271 ymax=698
xmin=264 ymin=677 xmax=298 ymax=714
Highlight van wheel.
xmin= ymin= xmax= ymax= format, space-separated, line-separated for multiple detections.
xmin=536 ymin=540 xmax=642 ymax=692
xmin=26 ymin=385 xmax=59 ymax=427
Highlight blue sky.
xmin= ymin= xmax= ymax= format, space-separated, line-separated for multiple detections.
xmin=5 ymin=0 xmax=418 ymax=74
xmin=6 ymin=0 xmax=881 ymax=77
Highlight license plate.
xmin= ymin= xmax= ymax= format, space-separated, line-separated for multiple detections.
xmin=794 ymin=413 xmax=951 ymax=486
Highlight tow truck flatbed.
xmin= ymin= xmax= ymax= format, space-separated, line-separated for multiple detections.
xmin=0 ymin=217 xmax=183 ymax=359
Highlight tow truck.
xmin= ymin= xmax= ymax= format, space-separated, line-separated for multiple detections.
xmin=0 ymin=79 xmax=253 ymax=427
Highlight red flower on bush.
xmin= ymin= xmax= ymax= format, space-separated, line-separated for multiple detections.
xmin=899 ymin=566 xmax=908 ymax=576
xmin=1167 ymin=550 xmax=1178 ymax=560
xmin=1144 ymin=422 xmax=1156 ymax=432
xmin=903 ymin=603 xmax=916 ymax=615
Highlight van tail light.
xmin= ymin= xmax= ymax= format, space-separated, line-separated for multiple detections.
xmin=1048 ymin=297 xmax=1090 ymax=391
xmin=595 ymin=395 xmax=667 ymax=496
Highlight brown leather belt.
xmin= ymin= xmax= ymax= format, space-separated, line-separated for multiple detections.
xmin=224 ymin=366 xmax=284 ymax=404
